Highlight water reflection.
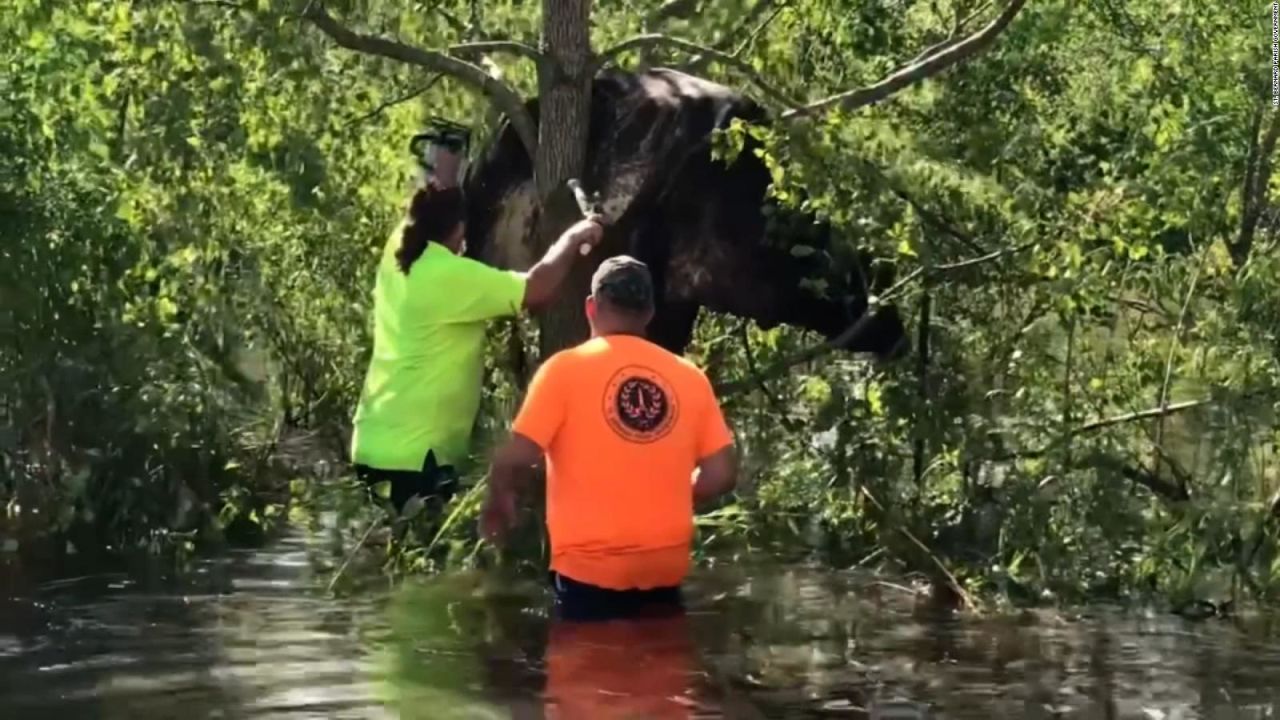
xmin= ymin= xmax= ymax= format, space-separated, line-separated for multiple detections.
xmin=543 ymin=613 xmax=699 ymax=718
xmin=3 ymin=530 xmax=1280 ymax=719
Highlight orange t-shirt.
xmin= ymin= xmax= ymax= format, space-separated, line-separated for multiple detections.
xmin=512 ymin=334 xmax=733 ymax=590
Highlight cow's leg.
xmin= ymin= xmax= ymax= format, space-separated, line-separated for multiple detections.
xmin=647 ymin=300 xmax=700 ymax=354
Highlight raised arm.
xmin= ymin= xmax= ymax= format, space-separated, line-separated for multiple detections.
xmin=440 ymin=216 xmax=602 ymax=323
xmin=522 ymin=216 xmax=604 ymax=311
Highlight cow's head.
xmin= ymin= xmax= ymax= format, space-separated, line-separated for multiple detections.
xmin=461 ymin=69 xmax=908 ymax=359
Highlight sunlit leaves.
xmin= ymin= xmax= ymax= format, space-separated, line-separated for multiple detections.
xmin=688 ymin=0 xmax=1280 ymax=602
xmin=0 ymin=0 xmax=449 ymax=546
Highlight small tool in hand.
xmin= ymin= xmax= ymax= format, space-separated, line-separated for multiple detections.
xmin=566 ymin=178 xmax=603 ymax=256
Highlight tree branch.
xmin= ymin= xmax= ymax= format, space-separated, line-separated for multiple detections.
xmin=429 ymin=2 xmax=469 ymax=35
xmin=1108 ymin=295 xmax=1173 ymax=320
xmin=592 ymin=33 xmax=804 ymax=108
xmin=343 ymin=75 xmax=442 ymax=129
xmin=448 ymin=40 xmax=546 ymax=64
xmin=989 ymin=397 xmax=1219 ymax=467
xmin=858 ymin=485 xmax=974 ymax=610
xmin=731 ymin=0 xmax=785 ymax=57
xmin=187 ymin=0 xmax=250 ymax=9
xmin=892 ymin=187 xmax=986 ymax=254
xmin=1235 ymin=110 xmax=1280 ymax=265
xmin=715 ymin=241 xmax=1034 ymax=396
xmin=1075 ymin=398 xmax=1215 ymax=434
xmin=737 ymin=320 xmax=800 ymax=431
xmin=955 ymin=0 xmax=995 ymax=34
xmin=906 ymin=0 xmax=994 ymax=66
xmin=1105 ymin=457 xmax=1191 ymax=502
xmin=1241 ymin=109 xmax=1263 ymax=227
xmin=303 ymin=4 xmax=539 ymax=158
xmin=780 ymin=0 xmax=1028 ymax=119
xmin=682 ymin=0 xmax=782 ymax=71
xmin=1153 ymin=238 xmax=1208 ymax=480
xmin=716 ymin=307 xmax=881 ymax=396
xmin=863 ymin=160 xmax=987 ymax=253
xmin=646 ymin=0 xmax=701 ymax=28
xmin=934 ymin=240 xmax=1036 ymax=271
xmin=1036 ymin=448 xmax=1194 ymax=503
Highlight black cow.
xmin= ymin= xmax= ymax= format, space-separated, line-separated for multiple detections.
xmin=463 ymin=68 xmax=907 ymax=358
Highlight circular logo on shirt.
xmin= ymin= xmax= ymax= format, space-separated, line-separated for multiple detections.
xmin=603 ymin=366 xmax=678 ymax=443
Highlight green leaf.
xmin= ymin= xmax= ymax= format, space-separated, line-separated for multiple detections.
xmin=802 ymin=377 xmax=832 ymax=404
xmin=866 ymin=382 xmax=884 ymax=416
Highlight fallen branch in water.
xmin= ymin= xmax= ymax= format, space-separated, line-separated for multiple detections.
xmin=327 ymin=516 xmax=380 ymax=595
xmin=859 ymin=485 xmax=974 ymax=610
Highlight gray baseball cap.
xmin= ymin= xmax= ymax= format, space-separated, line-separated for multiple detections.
xmin=591 ymin=255 xmax=654 ymax=312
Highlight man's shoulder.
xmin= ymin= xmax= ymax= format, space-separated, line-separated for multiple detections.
xmin=549 ymin=337 xmax=712 ymax=381
xmin=643 ymin=342 xmax=705 ymax=375
xmin=668 ymin=351 xmax=704 ymax=374
xmin=536 ymin=343 xmax=592 ymax=376
xmin=636 ymin=342 xmax=716 ymax=394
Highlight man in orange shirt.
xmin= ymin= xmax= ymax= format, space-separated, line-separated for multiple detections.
xmin=480 ymin=256 xmax=738 ymax=620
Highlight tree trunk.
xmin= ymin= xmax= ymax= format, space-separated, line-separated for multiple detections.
xmin=533 ymin=0 xmax=595 ymax=358
xmin=913 ymin=286 xmax=931 ymax=487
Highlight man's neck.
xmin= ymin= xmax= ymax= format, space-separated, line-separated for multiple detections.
xmin=591 ymin=326 xmax=647 ymax=339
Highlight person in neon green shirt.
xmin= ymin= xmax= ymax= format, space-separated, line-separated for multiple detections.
xmin=351 ymin=184 xmax=602 ymax=511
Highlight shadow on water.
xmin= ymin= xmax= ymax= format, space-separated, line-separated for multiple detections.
xmin=4 ymin=527 xmax=1280 ymax=719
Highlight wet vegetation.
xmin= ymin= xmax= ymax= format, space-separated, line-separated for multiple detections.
xmin=3 ymin=0 xmax=1279 ymax=615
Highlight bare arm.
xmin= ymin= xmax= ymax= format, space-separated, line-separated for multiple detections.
xmin=522 ymin=217 xmax=603 ymax=311
xmin=693 ymin=445 xmax=737 ymax=506
xmin=480 ymin=433 xmax=545 ymax=544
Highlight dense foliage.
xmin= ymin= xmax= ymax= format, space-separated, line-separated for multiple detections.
xmin=3 ymin=0 xmax=1278 ymax=611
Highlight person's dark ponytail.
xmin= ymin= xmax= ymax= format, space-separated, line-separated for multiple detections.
xmin=396 ymin=185 xmax=466 ymax=274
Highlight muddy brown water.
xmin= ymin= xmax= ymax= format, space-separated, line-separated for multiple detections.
xmin=2 ymin=528 xmax=1279 ymax=719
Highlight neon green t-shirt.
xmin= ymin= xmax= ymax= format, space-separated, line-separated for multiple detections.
xmin=351 ymin=230 xmax=526 ymax=471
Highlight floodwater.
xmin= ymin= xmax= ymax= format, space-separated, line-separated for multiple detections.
xmin=3 ymin=529 xmax=1280 ymax=719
